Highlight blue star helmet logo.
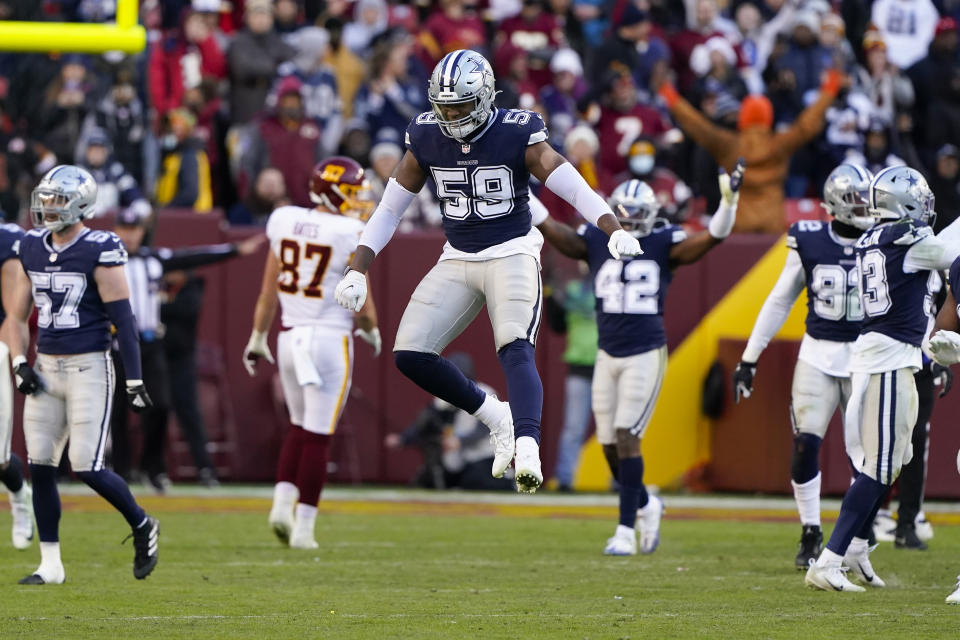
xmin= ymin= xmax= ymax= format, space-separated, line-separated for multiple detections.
xmin=906 ymin=174 xmax=918 ymax=187
xmin=471 ymin=58 xmax=489 ymax=82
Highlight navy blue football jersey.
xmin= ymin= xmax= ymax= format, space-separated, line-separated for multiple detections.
xmin=854 ymin=218 xmax=936 ymax=347
xmin=18 ymin=227 xmax=128 ymax=355
xmin=405 ymin=108 xmax=547 ymax=253
xmin=580 ymin=222 xmax=686 ymax=357
xmin=786 ymin=220 xmax=862 ymax=343
xmin=0 ymin=223 xmax=25 ymax=325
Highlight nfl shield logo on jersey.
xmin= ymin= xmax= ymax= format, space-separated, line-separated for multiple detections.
xmin=461 ymin=144 xmax=471 ymax=154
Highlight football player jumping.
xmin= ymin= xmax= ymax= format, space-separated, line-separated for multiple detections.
xmin=244 ymin=157 xmax=381 ymax=549
xmin=534 ymin=163 xmax=743 ymax=554
xmin=734 ymin=164 xmax=874 ymax=569
xmin=805 ymin=166 xmax=960 ymax=592
xmin=333 ymin=49 xmax=642 ymax=493
xmin=0 ymin=165 xmax=158 ymax=584
xmin=0 ymin=221 xmax=35 ymax=550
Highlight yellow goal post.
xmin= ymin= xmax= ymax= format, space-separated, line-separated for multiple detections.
xmin=0 ymin=0 xmax=146 ymax=54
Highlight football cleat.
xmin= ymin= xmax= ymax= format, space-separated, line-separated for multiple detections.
xmin=10 ymin=485 xmax=35 ymax=550
xmin=289 ymin=532 xmax=319 ymax=550
xmin=131 ymin=516 xmax=159 ymax=579
xmin=873 ymin=510 xmax=896 ymax=542
xmin=268 ymin=502 xmax=295 ymax=545
xmin=514 ymin=436 xmax=542 ymax=493
xmin=843 ymin=545 xmax=886 ymax=587
xmin=947 ymin=576 xmax=960 ymax=604
xmin=604 ymin=524 xmax=637 ymax=556
xmin=18 ymin=566 xmax=65 ymax=586
xmin=636 ymin=495 xmax=664 ymax=554
xmin=795 ymin=525 xmax=823 ymax=569
xmin=894 ymin=522 xmax=928 ymax=550
xmin=915 ymin=516 xmax=934 ymax=542
xmin=805 ymin=563 xmax=865 ymax=592
xmin=485 ymin=399 xmax=515 ymax=478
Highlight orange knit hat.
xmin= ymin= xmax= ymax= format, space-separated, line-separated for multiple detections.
xmin=738 ymin=94 xmax=773 ymax=130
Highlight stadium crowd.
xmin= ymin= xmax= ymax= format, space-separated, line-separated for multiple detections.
xmin=0 ymin=0 xmax=959 ymax=234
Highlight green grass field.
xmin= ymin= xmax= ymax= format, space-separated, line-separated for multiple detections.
xmin=1 ymin=490 xmax=959 ymax=639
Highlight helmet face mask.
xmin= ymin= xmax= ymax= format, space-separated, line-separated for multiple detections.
xmin=428 ymin=50 xmax=496 ymax=141
xmin=822 ymin=164 xmax=874 ymax=230
xmin=609 ymin=179 xmax=660 ymax=237
xmin=30 ymin=165 xmax=98 ymax=233
xmin=868 ymin=165 xmax=936 ymax=226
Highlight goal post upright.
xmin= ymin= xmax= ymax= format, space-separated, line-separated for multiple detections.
xmin=0 ymin=0 xmax=146 ymax=54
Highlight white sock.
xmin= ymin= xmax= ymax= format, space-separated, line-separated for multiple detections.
xmin=792 ymin=472 xmax=821 ymax=527
xmin=472 ymin=393 xmax=502 ymax=426
xmin=273 ymin=482 xmax=298 ymax=509
xmin=816 ymin=548 xmax=843 ymax=569
xmin=615 ymin=524 xmax=634 ymax=538
xmin=295 ymin=503 xmax=317 ymax=528
xmin=916 ymin=510 xmax=926 ymax=523
xmin=847 ymin=536 xmax=869 ymax=556
xmin=37 ymin=541 xmax=65 ymax=582
xmin=11 ymin=484 xmax=28 ymax=502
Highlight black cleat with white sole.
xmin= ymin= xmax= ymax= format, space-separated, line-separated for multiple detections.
xmin=795 ymin=524 xmax=823 ymax=569
xmin=18 ymin=573 xmax=47 ymax=585
xmin=132 ymin=516 xmax=159 ymax=579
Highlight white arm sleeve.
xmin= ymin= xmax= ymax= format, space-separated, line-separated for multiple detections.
xmin=904 ymin=217 xmax=960 ymax=272
xmin=742 ymin=249 xmax=806 ymax=363
xmin=358 ymin=178 xmax=417 ymax=256
xmin=542 ymin=162 xmax=612 ymax=226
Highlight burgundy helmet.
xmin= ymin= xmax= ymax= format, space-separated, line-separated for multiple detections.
xmin=309 ymin=156 xmax=374 ymax=220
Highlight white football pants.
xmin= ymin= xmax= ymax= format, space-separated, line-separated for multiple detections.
xmin=592 ymin=345 xmax=668 ymax=445
xmin=790 ymin=359 xmax=851 ymax=439
xmin=277 ymin=326 xmax=353 ymax=435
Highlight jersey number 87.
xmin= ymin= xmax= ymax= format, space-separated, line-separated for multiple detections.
xmin=277 ymin=239 xmax=332 ymax=298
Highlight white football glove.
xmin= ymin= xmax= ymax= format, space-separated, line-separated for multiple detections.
xmin=710 ymin=158 xmax=746 ymax=239
xmin=928 ymin=331 xmax=960 ymax=366
xmin=335 ymin=269 xmax=367 ymax=312
xmin=354 ymin=327 xmax=382 ymax=357
xmin=607 ymin=228 xmax=643 ymax=259
xmin=242 ymin=330 xmax=274 ymax=377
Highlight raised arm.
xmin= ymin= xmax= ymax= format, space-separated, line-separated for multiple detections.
xmin=657 ymin=83 xmax=736 ymax=164
xmin=670 ymin=161 xmax=744 ymax=265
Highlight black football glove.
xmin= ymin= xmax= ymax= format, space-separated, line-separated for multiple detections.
xmin=733 ymin=360 xmax=756 ymax=404
xmin=931 ymin=361 xmax=954 ymax=398
xmin=126 ymin=380 xmax=154 ymax=413
xmin=12 ymin=359 xmax=43 ymax=395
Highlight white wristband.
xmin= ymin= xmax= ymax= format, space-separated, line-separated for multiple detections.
xmin=11 ymin=355 xmax=26 ymax=369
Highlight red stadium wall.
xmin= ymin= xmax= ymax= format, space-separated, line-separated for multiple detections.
xmin=7 ymin=210 xmax=960 ymax=497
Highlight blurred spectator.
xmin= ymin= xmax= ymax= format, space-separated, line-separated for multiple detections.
xmin=77 ymin=128 xmax=151 ymax=216
xmin=819 ymin=11 xmax=855 ymax=72
xmin=844 ymin=117 xmax=906 ymax=175
xmin=778 ymin=11 xmax=830 ymax=105
xmin=148 ymin=8 xmax=227 ymax=119
xmin=539 ymin=48 xmax=585 ymax=144
xmin=227 ymin=166 xmax=288 ymax=225
xmin=586 ymin=5 xmax=670 ymax=97
xmin=418 ymin=0 xmax=487 ymax=67
xmin=589 ymin=72 xmax=671 ymax=178
xmin=367 ymin=139 xmax=441 ymax=231
xmin=925 ymin=66 xmax=960 ymax=153
xmin=182 ymin=78 xmax=230 ymax=205
xmin=494 ymin=43 xmax=539 ymax=110
xmin=384 ymin=353 xmax=513 ymax=490
xmin=545 ymin=273 xmax=597 ymax=493
xmin=819 ymin=75 xmax=872 ymax=168
xmin=273 ymin=26 xmax=343 ymax=156
xmin=619 ymin=137 xmax=695 ymax=224
xmin=536 ymin=125 xmax=614 ymax=224
xmin=658 ymin=70 xmax=841 ymax=232
xmin=155 ymin=108 xmax=213 ymax=212
xmin=241 ymin=77 xmax=323 ymax=207
xmin=733 ymin=0 xmax=799 ymax=93
xmin=38 ymin=55 xmax=93 ymax=164
xmin=853 ymin=30 xmax=915 ymax=127
xmin=930 ymin=144 xmax=960 ymax=232
xmin=496 ymin=0 xmax=564 ymax=91
xmin=546 ymin=0 xmax=584 ymax=54
xmin=227 ymin=0 xmax=295 ymax=125
xmin=323 ymin=18 xmax=366 ymax=119
xmin=871 ymin=0 xmax=939 ymax=70
xmin=352 ymin=31 xmax=426 ymax=145
xmin=274 ymin=0 xmax=305 ymax=36
xmin=573 ymin=0 xmax=609 ymax=48
xmin=688 ymin=36 xmax=749 ymax=109
xmin=907 ymin=17 xmax=960 ymax=154
xmin=191 ymin=0 xmax=232 ymax=51
xmin=342 ymin=0 xmax=388 ymax=55
xmin=669 ymin=0 xmax=739 ymax=93
xmin=85 ymin=69 xmax=146 ymax=183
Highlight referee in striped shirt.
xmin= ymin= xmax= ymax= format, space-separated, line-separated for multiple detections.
xmin=112 ymin=206 xmax=264 ymax=491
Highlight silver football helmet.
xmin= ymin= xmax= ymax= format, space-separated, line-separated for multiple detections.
xmin=30 ymin=165 xmax=98 ymax=233
xmin=428 ymin=49 xmax=496 ymax=141
xmin=822 ymin=163 xmax=874 ymax=230
xmin=868 ymin=165 xmax=935 ymax=225
xmin=609 ymin=179 xmax=661 ymax=237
